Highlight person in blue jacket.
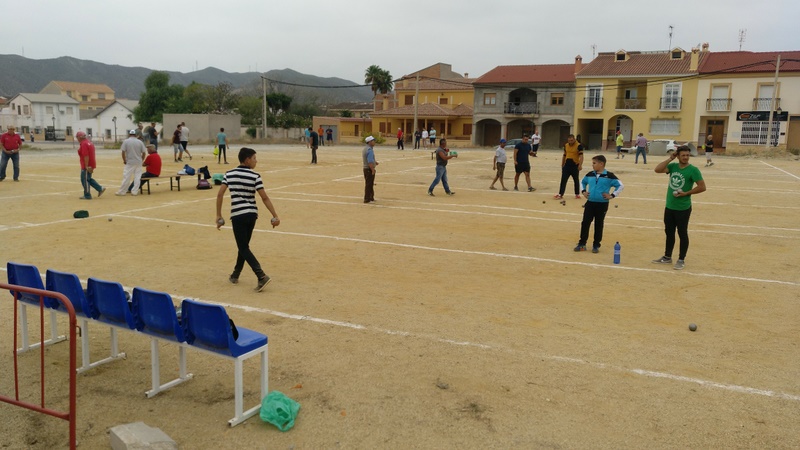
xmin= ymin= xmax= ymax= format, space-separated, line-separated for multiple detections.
xmin=574 ymin=155 xmax=624 ymax=253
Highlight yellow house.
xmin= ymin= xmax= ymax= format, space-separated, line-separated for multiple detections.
xmin=370 ymin=63 xmax=475 ymax=146
xmin=39 ymin=81 xmax=116 ymax=111
xmin=574 ymin=48 xmax=706 ymax=151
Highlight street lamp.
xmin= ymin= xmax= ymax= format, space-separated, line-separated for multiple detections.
xmin=112 ymin=116 xmax=117 ymax=143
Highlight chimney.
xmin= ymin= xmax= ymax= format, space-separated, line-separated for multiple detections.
xmin=464 ymin=72 xmax=469 ymax=78
xmin=690 ymin=47 xmax=700 ymax=71
xmin=701 ymin=42 xmax=710 ymax=52
xmin=575 ymin=55 xmax=583 ymax=74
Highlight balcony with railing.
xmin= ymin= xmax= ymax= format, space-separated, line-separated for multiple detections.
xmin=660 ymin=97 xmax=682 ymax=111
xmin=615 ymin=98 xmax=647 ymax=110
xmin=503 ymin=102 xmax=539 ymax=115
xmin=583 ymin=97 xmax=603 ymax=110
xmin=706 ymin=98 xmax=732 ymax=112
xmin=753 ymin=97 xmax=780 ymax=110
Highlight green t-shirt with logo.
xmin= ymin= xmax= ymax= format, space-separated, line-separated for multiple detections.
xmin=665 ymin=162 xmax=703 ymax=211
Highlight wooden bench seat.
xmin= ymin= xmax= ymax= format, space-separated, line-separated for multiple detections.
xmin=139 ymin=174 xmax=185 ymax=194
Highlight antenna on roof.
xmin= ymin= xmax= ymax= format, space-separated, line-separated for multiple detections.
xmin=738 ymin=29 xmax=747 ymax=51
xmin=591 ymin=44 xmax=597 ymax=59
xmin=668 ymin=25 xmax=674 ymax=50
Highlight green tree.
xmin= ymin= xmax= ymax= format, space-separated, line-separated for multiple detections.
xmin=266 ymin=92 xmax=292 ymax=113
xmin=208 ymin=82 xmax=239 ymax=113
xmin=364 ymin=65 xmax=393 ymax=95
xmin=237 ymin=96 xmax=263 ymax=126
xmin=183 ymin=81 xmax=213 ymax=113
xmin=134 ymin=71 xmax=184 ymax=123
xmin=340 ymin=109 xmax=353 ymax=118
xmin=288 ymin=102 xmax=321 ymax=119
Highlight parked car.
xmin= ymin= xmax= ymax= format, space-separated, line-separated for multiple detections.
xmin=505 ymin=138 xmax=524 ymax=147
xmin=17 ymin=132 xmax=25 ymax=142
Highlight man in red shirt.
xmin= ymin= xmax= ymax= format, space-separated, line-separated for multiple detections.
xmin=0 ymin=125 xmax=23 ymax=181
xmin=396 ymin=128 xmax=404 ymax=150
xmin=77 ymin=131 xmax=106 ymax=199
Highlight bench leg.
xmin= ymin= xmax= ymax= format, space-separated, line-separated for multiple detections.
xmin=227 ymin=347 xmax=268 ymax=427
xmin=76 ymin=322 xmax=126 ymax=374
xmin=145 ymin=339 xmax=193 ymax=398
xmin=16 ymin=305 xmax=67 ymax=354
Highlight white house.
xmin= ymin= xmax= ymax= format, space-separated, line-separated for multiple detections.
xmin=0 ymin=93 xmax=80 ymax=138
xmin=75 ymin=99 xmax=139 ymax=143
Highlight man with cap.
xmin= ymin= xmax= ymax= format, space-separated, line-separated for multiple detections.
xmin=362 ymin=136 xmax=378 ymax=203
xmin=490 ymin=138 xmax=509 ymax=191
xmin=76 ymin=131 xmax=105 ymax=199
xmin=396 ymin=128 xmax=404 ymax=150
xmin=0 ymin=125 xmax=23 ymax=181
xmin=116 ymin=129 xmax=147 ymax=196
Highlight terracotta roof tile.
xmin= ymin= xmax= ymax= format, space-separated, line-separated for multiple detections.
xmin=371 ymin=102 xmax=473 ymax=117
xmin=699 ymin=51 xmax=800 ymax=74
xmin=577 ymin=51 xmax=705 ymax=77
xmin=474 ymin=64 xmax=577 ymax=84
xmin=50 ymin=81 xmax=115 ymax=93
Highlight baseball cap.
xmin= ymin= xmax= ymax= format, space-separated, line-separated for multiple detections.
xmin=499 ymin=138 xmax=506 ymax=143
xmin=128 ymin=129 xmax=137 ymax=135
xmin=365 ymin=136 xmax=375 ymax=143
xmin=76 ymin=131 xmax=86 ymax=138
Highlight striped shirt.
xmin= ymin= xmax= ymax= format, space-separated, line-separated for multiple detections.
xmin=223 ymin=166 xmax=264 ymax=218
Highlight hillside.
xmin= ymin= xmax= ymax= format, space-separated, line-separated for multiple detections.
xmin=0 ymin=55 xmax=373 ymax=104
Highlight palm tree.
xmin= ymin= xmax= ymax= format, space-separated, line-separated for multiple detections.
xmin=365 ymin=65 xmax=394 ymax=95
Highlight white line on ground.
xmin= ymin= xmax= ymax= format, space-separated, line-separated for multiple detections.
xmin=759 ymin=160 xmax=800 ymax=181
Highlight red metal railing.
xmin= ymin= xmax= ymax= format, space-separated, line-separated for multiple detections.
xmin=0 ymin=282 xmax=77 ymax=450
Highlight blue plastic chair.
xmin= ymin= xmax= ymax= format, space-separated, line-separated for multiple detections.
xmin=132 ymin=287 xmax=193 ymax=397
xmin=87 ymin=277 xmax=137 ymax=330
xmin=181 ymin=299 xmax=269 ymax=426
xmin=46 ymin=270 xmax=125 ymax=373
xmin=7 ymin=262 xmax=65 ymax=352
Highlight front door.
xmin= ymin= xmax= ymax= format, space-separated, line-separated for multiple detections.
xmin=787 ymin=116 xmax=800 ymax=150
xmin=707 ymin=120 xmax=725 ymax=148
xmin=617 ymin=117 xmax=633 ymax=143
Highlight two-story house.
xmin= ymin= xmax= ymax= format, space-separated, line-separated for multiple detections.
xmin=575 ymin=47 xmax=706 ymax=150
xmin=370 ymin=63 xmax=475 ymax=144
xmin=2 ymin=93 xmax=80 ymax=139
xmin=472 ymin=57 xmax=581 ymax=147
xmin=695 ymin=50 xmax=800 ymax=152
xmin=39 ymin=81 xmax=116 ymax=111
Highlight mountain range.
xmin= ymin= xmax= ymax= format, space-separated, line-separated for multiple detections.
xmin=0 ymin=54 xmax=374 ymax=105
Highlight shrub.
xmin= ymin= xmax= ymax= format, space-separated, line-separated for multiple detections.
xmin=246 ymin=127 xmax=257 ymax=138
xmin=361 ymin=132 xmax=385 ymax=144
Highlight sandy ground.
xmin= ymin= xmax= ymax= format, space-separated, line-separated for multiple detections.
xmin=1 ymin=142 xmax=799 ymax=449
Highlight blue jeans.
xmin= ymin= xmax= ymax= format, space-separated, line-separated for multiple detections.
xmin=0 ymin=151 xmax=20 ymax=180
xmin=428 ymin=165 xmax=450 ymax=194
xmin=635 ymin=146 xmax=647 ymax=164
xmin=81 ymin=169 xmax=103 ymax=198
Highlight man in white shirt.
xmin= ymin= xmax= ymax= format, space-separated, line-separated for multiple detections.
xmin=531 ymin=131 xmax=541 ymax=157
xmin=490 ymin=138 xmax=509 ymax=190
xmin=116 ymin=130 xmax=147 ymax=196
xmin=179 ymin=121 xmax=192 ymax=161
xmin=421 ymin=129 xmax=429 ymax=149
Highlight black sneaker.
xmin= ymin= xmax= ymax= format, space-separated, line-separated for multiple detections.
xmin=446 ymin=191 xmax=455 ymax=196
xmin=652 ymin=256 xmax=672 ymax=264
xmin=229 ymin=275 xmax=239 ymax=284
xmin=256 ymin=275 xmax=271 ymax=292
xmin=427 ymin=191 xmax=435 ymax=197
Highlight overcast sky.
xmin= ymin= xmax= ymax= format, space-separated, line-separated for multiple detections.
xmin=2 ymin=0 xmax=798 ymax=84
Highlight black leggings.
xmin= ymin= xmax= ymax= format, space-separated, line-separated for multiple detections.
xmin=231 ymin=214 xmax=265 ymax=279
xmin=218 ymin=145 xmax=227 ymax=163
xmin=663 ymin=207 xmax=692 ymax=260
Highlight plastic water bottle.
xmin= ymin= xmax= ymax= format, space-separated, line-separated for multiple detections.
xmin=613 ymin=242 xmax=621 ymax=264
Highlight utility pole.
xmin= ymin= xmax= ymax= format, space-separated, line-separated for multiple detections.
xmin=413 ymin=73 xmax=419 ymax=139
xmin=668 ymin=25 xmax=674 ymax=50
xmin=262 ymin=76 xmax=268 ymax=140
xmin=766 ymin=55 xmax=781 ymax=150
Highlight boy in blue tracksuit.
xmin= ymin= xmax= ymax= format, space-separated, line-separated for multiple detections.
xmin=574 ymin=155 xmax=624 ymax=253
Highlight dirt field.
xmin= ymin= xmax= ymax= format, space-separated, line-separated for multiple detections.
xmin=1 ymin=142 xmax=799 ymax=449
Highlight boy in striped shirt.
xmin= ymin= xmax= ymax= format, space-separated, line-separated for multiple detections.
xmin=216 ymin=148 xmax=281 ymax=291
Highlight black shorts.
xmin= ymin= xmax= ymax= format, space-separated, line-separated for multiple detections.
xmin=515 ymin=163 xmax=531 ymax=174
